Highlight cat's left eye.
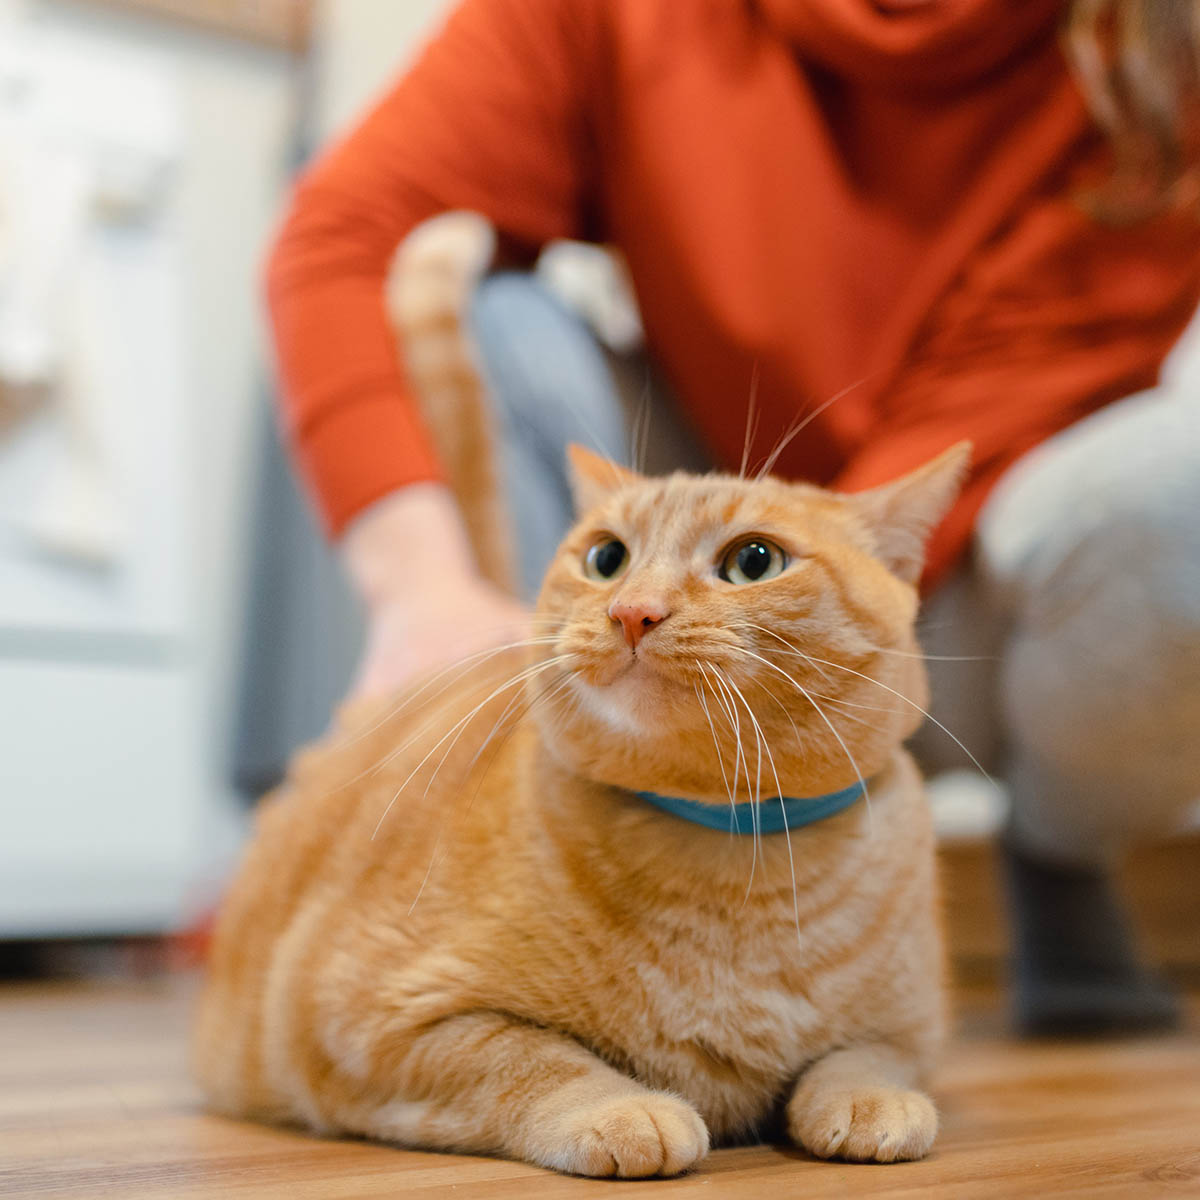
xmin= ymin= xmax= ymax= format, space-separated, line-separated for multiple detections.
xmin=718 ymin=538 xmax=787 ymax=585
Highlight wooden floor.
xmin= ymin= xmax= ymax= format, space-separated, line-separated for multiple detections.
xmin=1 ymin=976 xmax=1197 ymax=1199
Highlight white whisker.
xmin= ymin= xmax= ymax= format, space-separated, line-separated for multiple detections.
xmin=700 ymin=662 xmax=747 ymax=816
xmin=405 ymin=667 xmax=576 ymax=917
xmin=693 ymin=675 xmax=738 ymax=824
xmin=706 ymin=663 xmax=762 ymax=902
xmin=328 ymin=641 xmax=565 ymax=797
xmin=631 ymin=373 xmax=654 ymax=475
xmin=730 ymin=622 xmax=833 ymax=682
xmin=802 ymin=652 xmax=996 ymax=785
xmin=739 ymin=363 xmax=761 ymax=480
xmin=755 ymin=373 xmax=874 ymax=480
xmin=445 ymin=663 xmax=572 ymax=798
xmin=721 ymin=672 xmax=802 ymax=941
xmin=730 ymin=646 xmax=874 ymax=832
xmin=869 ymin=645 xmax=994 ymax=663
xmin=747 ymin=677 xmax=805 ymax=747
xmin=330 ymin=632 xmax=564 ymax=754
xmin=371 ymin=655 xmax=570 ymax=841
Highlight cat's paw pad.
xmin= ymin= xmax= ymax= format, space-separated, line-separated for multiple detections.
xmin=788 ymin=1085 xmax=937 ymax=1163
xmin=543 ymin=1093 xmax=709 ymax=1177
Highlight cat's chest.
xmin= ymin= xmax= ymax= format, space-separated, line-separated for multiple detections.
xmin=565 ymin=917 xmax=824 ymax=1135
xmin=633 ymin=945 xmax=819 ymax=1051
xmin=593 ymin=913 xmax=828 ymax=1092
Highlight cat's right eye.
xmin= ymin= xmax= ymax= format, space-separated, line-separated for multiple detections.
xmin=718 ymin=538 xmax=787 ymax=585
xmin=583 ymin=538 xmax=630 ymax=581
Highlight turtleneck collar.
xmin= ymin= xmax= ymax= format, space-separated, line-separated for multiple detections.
xmin=756 ymin=0 xmax=1066 ymax=90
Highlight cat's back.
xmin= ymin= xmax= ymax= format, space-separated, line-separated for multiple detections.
xmin=193 ymin=650 xmax=535 ymax=1119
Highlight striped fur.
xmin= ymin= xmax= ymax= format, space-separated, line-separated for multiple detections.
xmin=386 ymin=211 xmax=515 ymax=592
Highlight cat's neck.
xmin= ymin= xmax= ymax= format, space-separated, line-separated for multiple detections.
xmin=633 ymin=781 xmax=868 ymax=835
xmin=526 ymin=750 xmax=914 ymax=907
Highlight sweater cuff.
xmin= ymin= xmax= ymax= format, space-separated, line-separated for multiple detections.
xmin=290 ymin=392 xmax=445 ymax=538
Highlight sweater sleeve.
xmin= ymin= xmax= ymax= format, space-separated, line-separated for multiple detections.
xmin=265 ymin=0 xmax=603 ymax=535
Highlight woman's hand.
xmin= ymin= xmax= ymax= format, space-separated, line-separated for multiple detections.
xmin=350 ymin=576 xmax=531 ymax=702
xmin=343 ymin=484 xmax=531 ymax=702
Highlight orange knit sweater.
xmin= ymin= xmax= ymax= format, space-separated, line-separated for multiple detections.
xmin=266 ymin=0 xmax=1200 ymax=586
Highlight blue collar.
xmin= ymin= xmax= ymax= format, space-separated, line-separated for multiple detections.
xmin=636 ymin=781 xmax=866 ymax=834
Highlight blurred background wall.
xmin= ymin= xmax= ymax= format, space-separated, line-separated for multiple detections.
xmin=1 ymin=0 xmax=1196 ymax=969
xmin=0 ymin=0 xmax=452 ymax=942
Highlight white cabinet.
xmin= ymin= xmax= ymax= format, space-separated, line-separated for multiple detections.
xmin=0 ymin=4 xmax=293 ymax=937
xmin=0 ymin=662 xmax=198 ymax=935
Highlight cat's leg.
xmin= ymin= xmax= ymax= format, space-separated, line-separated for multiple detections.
xmin=785 ymin=1043 xmax=937 ymax=1163
xmin=341 ymin=1010 xmax=709 ymax=1178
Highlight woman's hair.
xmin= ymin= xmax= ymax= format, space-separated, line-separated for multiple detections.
xmin=1067 ymin=0 xmax=1200 ymax=218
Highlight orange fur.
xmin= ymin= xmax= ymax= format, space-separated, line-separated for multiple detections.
xmin=195 ymin=442 xmax=969 ymax=1178
xmin=386 ymin=211 xmax=516 ymax=593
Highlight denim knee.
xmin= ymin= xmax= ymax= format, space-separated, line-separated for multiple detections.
xmin=467 ymin=271 xmax=628 ymax=595
xmin=469 ymin=272 xmax=628 ymax=466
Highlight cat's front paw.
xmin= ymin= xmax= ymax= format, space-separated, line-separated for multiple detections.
xmin=788 ymin=1085 xmax=937 ymax=1163
xmin=537 ymin=1092 xmax=710 ymax=1178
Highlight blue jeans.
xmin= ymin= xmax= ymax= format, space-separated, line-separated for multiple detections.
xmin=471 ymin=271 xmax=1200 ymax=865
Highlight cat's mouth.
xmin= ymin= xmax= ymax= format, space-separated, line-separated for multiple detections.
xmin=561 ymin=622 xmax=726 ymax=702
xmin=567 ymin=639 xmax=708 ymax=731
xmin=569 ymin=659 xmax=685 ymax=734
xmin=579 ymin=649 xmax=665 ymax=689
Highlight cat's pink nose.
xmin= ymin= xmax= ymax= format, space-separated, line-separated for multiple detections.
xmin=609 ymin=599 xmax=670 ymax=651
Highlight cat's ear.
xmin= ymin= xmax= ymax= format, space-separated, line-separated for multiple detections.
xmin=847 ymin=441 xmax=972 ymax=584
xmin=566 ymin=444 xmax=641 ymax=513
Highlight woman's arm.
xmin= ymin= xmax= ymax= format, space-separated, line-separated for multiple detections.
xmin=267 ymin=0 xmax=603 ymax=535
xmin=266 ymin=0 xmax=605 ymax=694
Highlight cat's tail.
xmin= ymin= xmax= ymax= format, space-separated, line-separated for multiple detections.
xmin=386 ymin=211 xmax=516 ymax=594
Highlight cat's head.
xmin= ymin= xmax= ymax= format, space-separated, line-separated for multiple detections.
xmin=530 ymin=442 xmax=970 ymax=802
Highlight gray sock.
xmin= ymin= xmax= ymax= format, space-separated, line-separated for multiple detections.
xmin=999 ymin=837 xmax=1180 ymax=1037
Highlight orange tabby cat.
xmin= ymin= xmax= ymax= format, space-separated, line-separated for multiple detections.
xmin=195 ymin=438 xmax=968 ymax=1177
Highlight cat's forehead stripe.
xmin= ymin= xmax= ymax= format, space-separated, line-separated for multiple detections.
xmin=621 ymin=475 xmax=795 ymax=527
xmin=618 ymin=477 xmax=729 ymax=536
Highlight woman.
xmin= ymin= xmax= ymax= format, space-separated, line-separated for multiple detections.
xmin=265 ymin=0 xmax=1200 ymax=1033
